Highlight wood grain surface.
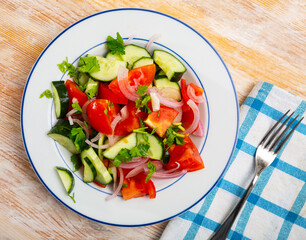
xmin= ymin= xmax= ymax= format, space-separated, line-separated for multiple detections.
xmin=0 ymin=0 xmax=305 ymax=239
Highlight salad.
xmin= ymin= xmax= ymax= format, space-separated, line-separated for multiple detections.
xmin=46 ymin=33 xmax=206 ymax=201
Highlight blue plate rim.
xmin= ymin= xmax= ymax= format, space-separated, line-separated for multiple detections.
xmin=20 ymin=8 xmax=239 ymax=227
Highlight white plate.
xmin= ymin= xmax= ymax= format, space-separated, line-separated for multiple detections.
xmin=21 ymin=8 xmax=239 ymax=227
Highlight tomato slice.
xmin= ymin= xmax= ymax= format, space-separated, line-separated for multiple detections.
xmin=114 ymin=116 xmax=140 ymax=136
xmin=98 ymin=82 xmax=128 ymax=105
xmin=190 ymin=83 xmax=204 ymax=96
xmin=86 ymin=99 xmax=120 ymax=135
xmin=65 ymin=80 xmax=88 ymax=108
xmin=121 ymin=173 xmax=156 ymax=200
xmin=109 ymin=64 xmax=156 ymax=98
xmin=165 ymin=136 xmax=204 ymax=172
xmin=144 ymin=106 xmax=179 ymax=137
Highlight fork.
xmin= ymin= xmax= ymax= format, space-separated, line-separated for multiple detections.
xmin=210 ymin=110 xmax=304 ymax=240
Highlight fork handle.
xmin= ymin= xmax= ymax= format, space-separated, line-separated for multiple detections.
xmin=209 ymin=174 xmax=259 ymax=240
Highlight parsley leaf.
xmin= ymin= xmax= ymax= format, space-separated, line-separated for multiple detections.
xmin=135 ymin=95 xmax=151 ymax=113
xmin=145 ymin=161 xmax=156 ymax=183
xmin=71 ymin=102 xmax=83 ymax=113
xmin=106 ymin=32 xmax=125 ymax=55
xmin=57 ymin=57 xmax=76 ymax=77
xmin=122 ymin=183 xmax=128 ymax=188
xmin=130 ymin=144 xmax=150 ymax=157
xmin=40 ymin=89 xmax=53 ymax=99
xmin=70 ymin=127 xmax=86 ymax=152
xmin=70 ymin=154 xmax=82 ymax=172
xmin=68 ymin=192 xmax=76 ymax=203
xmin=104 ymin=108 xmax=110 ymax=117
xmin=164 ymin=125 xmax=185 ymax=150
xmin=113 ymin=148 xmax=132 ymax=167
xmin=86 ymin=88 xmax=96 ymax=100
xmin=136 ymin=85 xmax=148 ymax=95
xmin=78 ymin=56 xmax=100 ymax=73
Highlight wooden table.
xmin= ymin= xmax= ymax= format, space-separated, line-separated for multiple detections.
xmin=1 ymin=1 xmax=305 ymax=239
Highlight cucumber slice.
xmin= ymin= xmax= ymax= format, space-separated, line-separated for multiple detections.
xmin=123 ymin=44 xmax=151 ymax=69
xmin=47 ymin=119 xmax=79 ymax=154
xmin=77 ymin=72 xmax=90 ymax=86
xmin=103 ymin=133 xmax=137 ymax=159
xmin=137 ymin=133 xmax=164 ymax=160
xmin=132 ymin=57 xmax=154 ymax=69
xmin=81 ymin=157 xmax=97 ymax=183
xmin=154 ymin=77 xmax=181 ymax=101
xmin=97 ymin=134 xmax=106 ymax=160
xmin=85 ymin=78 xmax=99 ymax=98
xmin=156 ymin=70 xmax=167 ymax=79
xmin=51 ymin=81 xmax=69 ymax=118
xmin=89 ymin=56 xmax=126 ymax=82
xmin=81 ymin=147 xmax=112 ymax=185
xmin=55 ymin=166 xmax=75 ymax=194
xmin=105 ymin=52 xmax=124 ymax=61
xmin=153 ymin=50 xmax=186 ymax=82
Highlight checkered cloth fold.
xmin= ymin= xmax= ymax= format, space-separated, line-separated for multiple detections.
xmin=160 ymin=82 xmax=306 ymax=240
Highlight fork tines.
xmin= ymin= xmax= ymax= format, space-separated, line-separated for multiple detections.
xmin=260 ymin=110 xmax=304 ymax=154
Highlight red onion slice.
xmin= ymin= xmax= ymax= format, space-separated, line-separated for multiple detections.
xmin=85 ymin=139 xmax=110 ymax=149
xmin=124 ymin=34 xmax=136 ymax=45
xmin=193 ymin=120 xmax=205 ymax=137
xmin=66 ymin=108 xmax=78 ymax=117
xmin=146 ymin=34 xmax=161 ymax=51
xmin=106 ymin=135 xmax=122 ymax=147
xmin=125 ymin=165 xmax=145 ymax=178
xmin=173 ymin=106 xmax=182 ymax=123
xmin=187 ymin=85 xmax=205 ymax=103
xmin=148 ymin=87 xmax=184 ymax=108
xmin=161 ymin=162 xmax=180 ymax=174
xmin=111 ymin=114 xmax=122 ymax=133
xmin=90 ymin=132 xmax=102 ymax=143
xmin=143 ymin=160 xmax=163 ymax=173
xmin=120 ymin=105 xmax=129 ymax=121
xmin=106 ymin=167 xmax=123 ymax=201
xmin=112 ymin=166 xmax=117 ymax=191
xmin=68 ymin=115 xmax=74 ymax=125
xmin=183 ymin=99 xmax=200 ymax=134
xmin=117 ymin=66 xmax=139 ymax=101
xmin=119 ymin=157 xmax=149 ymax=169
xmin=152 ymin=169 xmax=187 ymax=179
xmin=150 ymin=92 xmax=160 ymax=111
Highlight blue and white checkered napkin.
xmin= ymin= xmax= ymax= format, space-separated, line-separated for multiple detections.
xmin=161 ymin=82 xmax=306 ymax=240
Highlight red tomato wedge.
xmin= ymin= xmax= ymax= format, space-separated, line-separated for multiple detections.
xmin=86 ymin=99 xmax=120 ymax=135
xmin=114 ymin=116 xmax=140 ymax=136
xmin=144 ymin=106 xmax=179 ymax=137
xmin=98 ymin=82 xmax=128 ymax=105
xmin=109 ymin=64 xmax=156 ymax=98
xmin=166 ymin=136 xmax=204 ymax=172
xmin=65 ymin=80 xmax=88 ymax=108
xmin=121 ymin=173 xmax=156 ymax=200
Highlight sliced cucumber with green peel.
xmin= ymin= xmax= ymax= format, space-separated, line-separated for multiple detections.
xmin=132 ymin=57 xmax=154 ymax=69
xmin=47 ymin=119 xmax=79 ymax=154
xmin=103 ymin=133 xmax=137 ymax=159
xmin=156 ymin=70 xmax=167 ymax=79
xmin=97 ymin=134 xmax=106 ymax=160
xmin=89 ymin=56 xmax=126 ymax=82
xmin=137 ymin=133 xmax=163 ymax=160
xmin=105 ymin=52 xmax=124 ymax=61
xmin=81 ymin=147 xmax=112 ymax=185
xmin=85 ymin=78 xmax=99 ymax=98
xmin=153 ymin=50 xmax=186 ymax=82
xmin=55 ymin=166 xmax=75 ymax=194
xmin=51 ymin=81 xmax=69 ymax=118
xmin=123 ymin=44 xmax=151 ymax=69
xmin=154 ymin=77 xmax=181 ymax=101
xmin=82 ymin=157 xmax=97 ymax=183
xmin=77 ymin=72 xmax=90 ymax=86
